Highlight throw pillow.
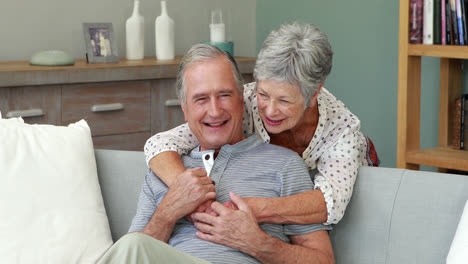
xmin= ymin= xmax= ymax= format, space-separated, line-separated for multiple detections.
xmin=447 ymin=200 xmax=468 ymax=264
xmin=0 ymin=118 xmax=112 ymax=263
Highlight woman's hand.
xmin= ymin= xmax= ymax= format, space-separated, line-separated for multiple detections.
xmin=191 ymin=192 xmax=267 ymax=254
xmin=187 ymin=196 xmax=239 ymax=222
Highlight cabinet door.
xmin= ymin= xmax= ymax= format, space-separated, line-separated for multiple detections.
xmin=150 ymin=79 xmax=185 ymax=135
xmin=62 ymin=81 xmax=151 ymax=136
xmin=0 ymin=85 xmax=61 ymax=125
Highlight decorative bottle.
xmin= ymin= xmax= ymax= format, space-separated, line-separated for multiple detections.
xmin=126 ymin=0 xmax=145 ymax=60
xmin=155 ymin=0 xmax=175 ymax=60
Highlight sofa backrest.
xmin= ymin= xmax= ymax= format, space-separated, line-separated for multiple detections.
xmin=95 ymin=149 xmax=468 ymax=264
xmin=329 ymin=167 xmax=404 ymax=264
xmin=95 ymin=149 xmax=146 ymax=241
xmin=331 ymin=166 xmax=468 ymax=264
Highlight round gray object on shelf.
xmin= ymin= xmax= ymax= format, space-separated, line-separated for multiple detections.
xmin=30 ymin=50 xmax=75 ymax=66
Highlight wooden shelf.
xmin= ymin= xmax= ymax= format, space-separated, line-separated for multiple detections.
xmin=406 ymin=148 xmax=468 ymax=171
xmin=397 ymin=0 xmax=467 ymax=172
xmin=408 ymin=44 xmax=468 ymax=59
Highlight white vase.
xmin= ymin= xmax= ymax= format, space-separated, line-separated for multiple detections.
xmin=155 ymin=0 xmax=175 ymax=60
xmin=126 ymin=0 xmax=145 ymax=60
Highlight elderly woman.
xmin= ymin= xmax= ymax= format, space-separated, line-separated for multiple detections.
xmin=144 ymin=22 xmax=379 ymax=225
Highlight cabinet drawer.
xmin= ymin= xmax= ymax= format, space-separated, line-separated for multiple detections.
xmin=62 ymin=81 xmax=151 ymax=136
xmin=92 ymin=132 xmax=150 ymax=151
xmin=0 ymin=85 xmax=61 ymax=125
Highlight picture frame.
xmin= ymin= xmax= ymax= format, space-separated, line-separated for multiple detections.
xmin=82 ymin=23 xmax=119 ymax=63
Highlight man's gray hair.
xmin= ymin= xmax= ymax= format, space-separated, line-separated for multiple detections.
xmin=176 ymin=44 xmax=244 ymax=106
xmin=254 ymin=22 xmax=333 ymax=106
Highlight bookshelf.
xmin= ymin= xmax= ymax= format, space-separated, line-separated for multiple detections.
xmin=398 ymin=0 xmax=468 ymax=171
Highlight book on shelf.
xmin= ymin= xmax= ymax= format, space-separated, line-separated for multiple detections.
xmin=452 ymin=97 xmax=462 ymax=149
xmin=442 ymin=0 xmax=447 ymax=44
xmin=461 ymin=0 xmax=468 ymax=44
xmin=435 ymin=0 xmax=443 ymax=44
xmin=450 ymin=0 xmax=460 ymax=44
xmin=410 ymin=0 xmax=424 ymax=43
xmin=456 ymin=0 xmax=465 ymax=44
xmin=424 ymin=0 xmax=435 ymax=44
xmin=461 ymin=94 xmax=468 ymax=150
xmin=446 ymin=0 xmax=453 ymax=44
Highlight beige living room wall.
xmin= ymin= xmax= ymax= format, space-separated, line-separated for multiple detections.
xmin=0 ymin=0 xmax=256 ymax=61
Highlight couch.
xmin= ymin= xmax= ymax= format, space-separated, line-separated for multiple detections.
xmin=95 ymin=149 xmax=468 ymax=264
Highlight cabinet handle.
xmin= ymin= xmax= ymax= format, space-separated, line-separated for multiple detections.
xmin=6 ymin=108 xmax=44 ymax=118
xmin=165 ymin=99 xmax=181 ymax=107
xmin=91 ymin=103 xmax=124 ymax=112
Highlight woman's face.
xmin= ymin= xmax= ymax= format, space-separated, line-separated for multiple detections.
xmin=256 ymin=80 xmax=306 ymax=134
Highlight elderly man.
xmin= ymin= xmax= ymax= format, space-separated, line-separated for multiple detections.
xmin=98 ymin=44 xmax=334 ymax=264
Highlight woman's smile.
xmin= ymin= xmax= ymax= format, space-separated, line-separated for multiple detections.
xmin=264 ymin=116 xmax=285 ymax=126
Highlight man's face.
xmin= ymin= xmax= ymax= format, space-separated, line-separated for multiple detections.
xmin=181 ymin=56 xmax=244 ymax=151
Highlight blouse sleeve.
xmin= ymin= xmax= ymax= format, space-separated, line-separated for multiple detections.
xmin=144 ymin=123 xmax=199 ymax=166
xmin=144 ymin=82 xmax=257 ymax=166
xmin=313 ymin=122 xmax=361 ymax=225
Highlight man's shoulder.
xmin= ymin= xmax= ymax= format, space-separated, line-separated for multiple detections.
xmin=250 ymin=141 xmax=302 ymax=160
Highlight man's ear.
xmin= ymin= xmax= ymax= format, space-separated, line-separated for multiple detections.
xmin=180 ymin=101 xmax=188 ymax=122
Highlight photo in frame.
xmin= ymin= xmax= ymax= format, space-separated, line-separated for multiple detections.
xmin=82 ymin=23 xmax=119 ymax=63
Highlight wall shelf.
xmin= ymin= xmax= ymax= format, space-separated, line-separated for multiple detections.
xmin=397 ymin=0 xmax=467 ymax=171
xmin=406 ymin=148 xmax=468 ymax=171
xmin=408 ymin=44 xmax=468 ymax=59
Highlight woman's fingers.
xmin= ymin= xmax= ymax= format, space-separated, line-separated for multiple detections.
xmin=229 ymin=192 xmax=249 ymax=212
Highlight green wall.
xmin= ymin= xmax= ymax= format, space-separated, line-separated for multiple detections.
xmin=256 ymin=0 xmax=451 ymax=168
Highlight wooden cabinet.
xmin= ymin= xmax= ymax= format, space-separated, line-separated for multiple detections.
xmin=397 ymin=0 xmax=468 ymax=171
xmin=0 ymin=57 xmax=256 ymax=151
xmin=62 ymin=81 xmax=151 ymax=136
xmin=0 ymin=85 xmax=61 ymax=125
xmin=150 ymin=78 xmax=185 ymax=135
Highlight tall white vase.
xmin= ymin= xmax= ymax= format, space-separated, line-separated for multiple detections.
xmin=155 ymin=0 xmax=175 ymax=60
xmin=126 ymin=0 xmax=145 ymax=60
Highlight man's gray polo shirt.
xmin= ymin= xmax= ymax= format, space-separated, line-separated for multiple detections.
xmin=129 ymin=135 xmax=332 ymax=264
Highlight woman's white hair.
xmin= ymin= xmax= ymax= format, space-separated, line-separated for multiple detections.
xmin=254 ymin=22 xmax=333 ymax=106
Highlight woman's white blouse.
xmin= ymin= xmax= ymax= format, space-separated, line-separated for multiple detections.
xmin=144 ymin=82 xmax=368 ymax=225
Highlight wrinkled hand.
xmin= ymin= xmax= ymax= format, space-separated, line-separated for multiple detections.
xmin=191 ymin=192 xmax=265 ymax=254
xmin=160 ymin=168 xmax=216 ymax=220
xmin=187 ymin=200 xmax=216 ymax=222
xmin=188 ymin=199 xmax=237 ymax=222
xmin=188 ymin=186 xmax=243 ymax=222
xmin=223 ymin=200 xmax=238 ymax=210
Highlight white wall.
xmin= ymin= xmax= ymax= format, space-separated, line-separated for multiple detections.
xmin=0 ymin=0 xmax=256 ymax=61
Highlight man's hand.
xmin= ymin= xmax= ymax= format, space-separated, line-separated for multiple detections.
xmin=191 ymin=192 xmax=267 ymax=254
xmin=159 ymin=168 xmax=216 ymax=221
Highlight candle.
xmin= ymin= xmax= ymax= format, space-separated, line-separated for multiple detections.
xmin=210 ymin=23 xmax=225 ymax=43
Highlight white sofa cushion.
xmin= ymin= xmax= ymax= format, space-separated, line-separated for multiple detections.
xmin=0 ymin=118 xmax=112 ymax=263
